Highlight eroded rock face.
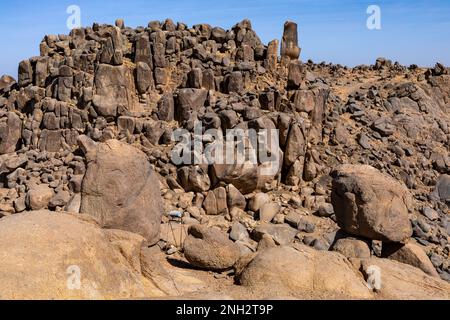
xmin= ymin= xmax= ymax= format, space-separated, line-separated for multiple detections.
xmin=0 ymin=112 xmax=21 ymax=154
xmin=0 ymin=210 xmax=164 ymax=299
xmin=93 ymin=64 xmax=139 ymax=117
xmin=331 ymin=164 xmax=413 ymax=243
xmin=80 ymin=137 xmax=163 ymax=244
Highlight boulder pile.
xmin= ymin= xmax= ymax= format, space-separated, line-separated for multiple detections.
xmin=0 ymin=17 xmax=450 ymax=299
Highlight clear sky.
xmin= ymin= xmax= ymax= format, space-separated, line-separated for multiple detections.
xmin=1 ymin=0 xmax=449 ymax=77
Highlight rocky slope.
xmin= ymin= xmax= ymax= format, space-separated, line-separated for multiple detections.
xmin=0 ymin=18 xmax=449 ymax=299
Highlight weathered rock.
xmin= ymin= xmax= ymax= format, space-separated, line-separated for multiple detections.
xmin=80 ymin=137 xmax=163 ymax=244
xmin=252 ymin=223 xmax=297 ymax=246
xmin=432 ymin=175 xmax=450 ymax=203
xmin=49 ymin=190 xmax=71 ymax=208
xmin=202 ymin=187 xmax=228 ymax=215
xmin=259 ymin=91 xmax=275 ymax=111
xmin=1 ymin=18 xmax=450 ymax=300
xmin=259 ymin=202 xmax=281 ymax=222
xmin=293 ymin=88 xmax=329 ymax=143
xmin=382 ymin=242 xmax=439 ymax=278
xmin=360 ymin=257 xmax=450 ymax=299
xmin=187 ymin=68 xmax=203 ymax=88
xmin=0 ymin=112 xmax=21 ymax=154
xmin=26 ymin=185 xmax=54 ymax=210
xmin=134 ymin=33 xmax=153 ymax=67
xmin=316 ymin=203 xmax=334 ymax=217
xmin=0 ymin=75 xmax=16 ymax=91
xmin=34 ymin=57 xmax=48 ymax=87
xmin=248 ymin=193 xmax=270 ymax=212
xmin=371 ymin=117 xmax=395 ymax=137
xmin=226 ymin=184 xmax=246 ymax=210
xmin=157 ymin=92 xmax=175 ymax=121
xmin=136 ymin=62 xmax=153 ymax=94
xmin=0 ymin=211 xmax=164 ymax=299
xmin=100 ymin=26 xmax=123 ymax=65
xmin=239 ymin=246 xmax=372 ymax=299
xmin=287 ymin=61 xmax=304 ymax=89
xmin=266 ymin=39 xmax=278 ymax=71
xmin=211 ymin=161 xmax=258 ymax=195
xmin=177 ymin=166 xmax=210 ymax=192
xmin=65 ymin=194 xmax=81 ymax=213
xmin=57 ymin=66 xmax=73 ymax=101
xmin=13 ymin=196 xmax=26 ymax=213
xmin=219 ymin=109 xmax=239 ymax=130
xmin=230 ymin=222 xmax=249 ymax=242
xmin=332 ymin=238 xmax=371 ymax=259
xmin=284 ymin=122 xmax=306 ymax=167
xmin=93 ymin=64 xmax=138 ymax=118
xmin=18 ymin=59 xmax=33 ymax=87
xmin=176 ymin=88 xmax=207 ymax=122
xmin=280 ymin=21 xmax=301 ymax=60
xmin=183 ymin=225 xmax=240 ymax=270
xmin=331 ymin=164 xmax=413 ymax=243
xmin=225 ymin=71 xmax=244 ymax=93
xmin=421 ymin=207 xmax=439 ymax=221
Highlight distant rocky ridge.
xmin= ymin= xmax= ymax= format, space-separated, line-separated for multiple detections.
xmin=0 ymin=18 xmax=449 ymax=299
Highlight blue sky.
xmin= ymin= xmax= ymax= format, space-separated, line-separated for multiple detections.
xmin=1 ymin=0 xmax=449 ymax=77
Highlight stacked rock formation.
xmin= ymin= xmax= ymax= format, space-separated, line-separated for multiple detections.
xmin=0 ymin=18 xmax=450 ymax=299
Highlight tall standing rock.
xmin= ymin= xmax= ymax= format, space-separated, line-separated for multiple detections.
xmin=79 ymin=137 xmax=163 ymax=245
xmin=281 ymin=21 xmax=301 ymax=61
xmin=331 ymin=164 xmax=413 ymax=243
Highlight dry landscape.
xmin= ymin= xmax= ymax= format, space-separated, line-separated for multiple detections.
xmin=0 ymin=18 xmax=449 ymax=300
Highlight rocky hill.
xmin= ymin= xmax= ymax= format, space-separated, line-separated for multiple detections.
xmin=0 ymin=18 xmax=449 ymax=299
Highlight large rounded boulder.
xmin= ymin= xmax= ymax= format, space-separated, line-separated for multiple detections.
xmin=183 ymin=225 xmax=240 ymax=271
xmin=331 ymin=164 xmax=413 ymax=243
xmin=0 ymin=210 xmax=164 ymax=299
xmin=79 ymin=137 xmax=163 ymax=244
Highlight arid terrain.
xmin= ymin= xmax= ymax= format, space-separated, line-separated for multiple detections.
xmin=0 ymin=18 xmax=449 ymax=300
